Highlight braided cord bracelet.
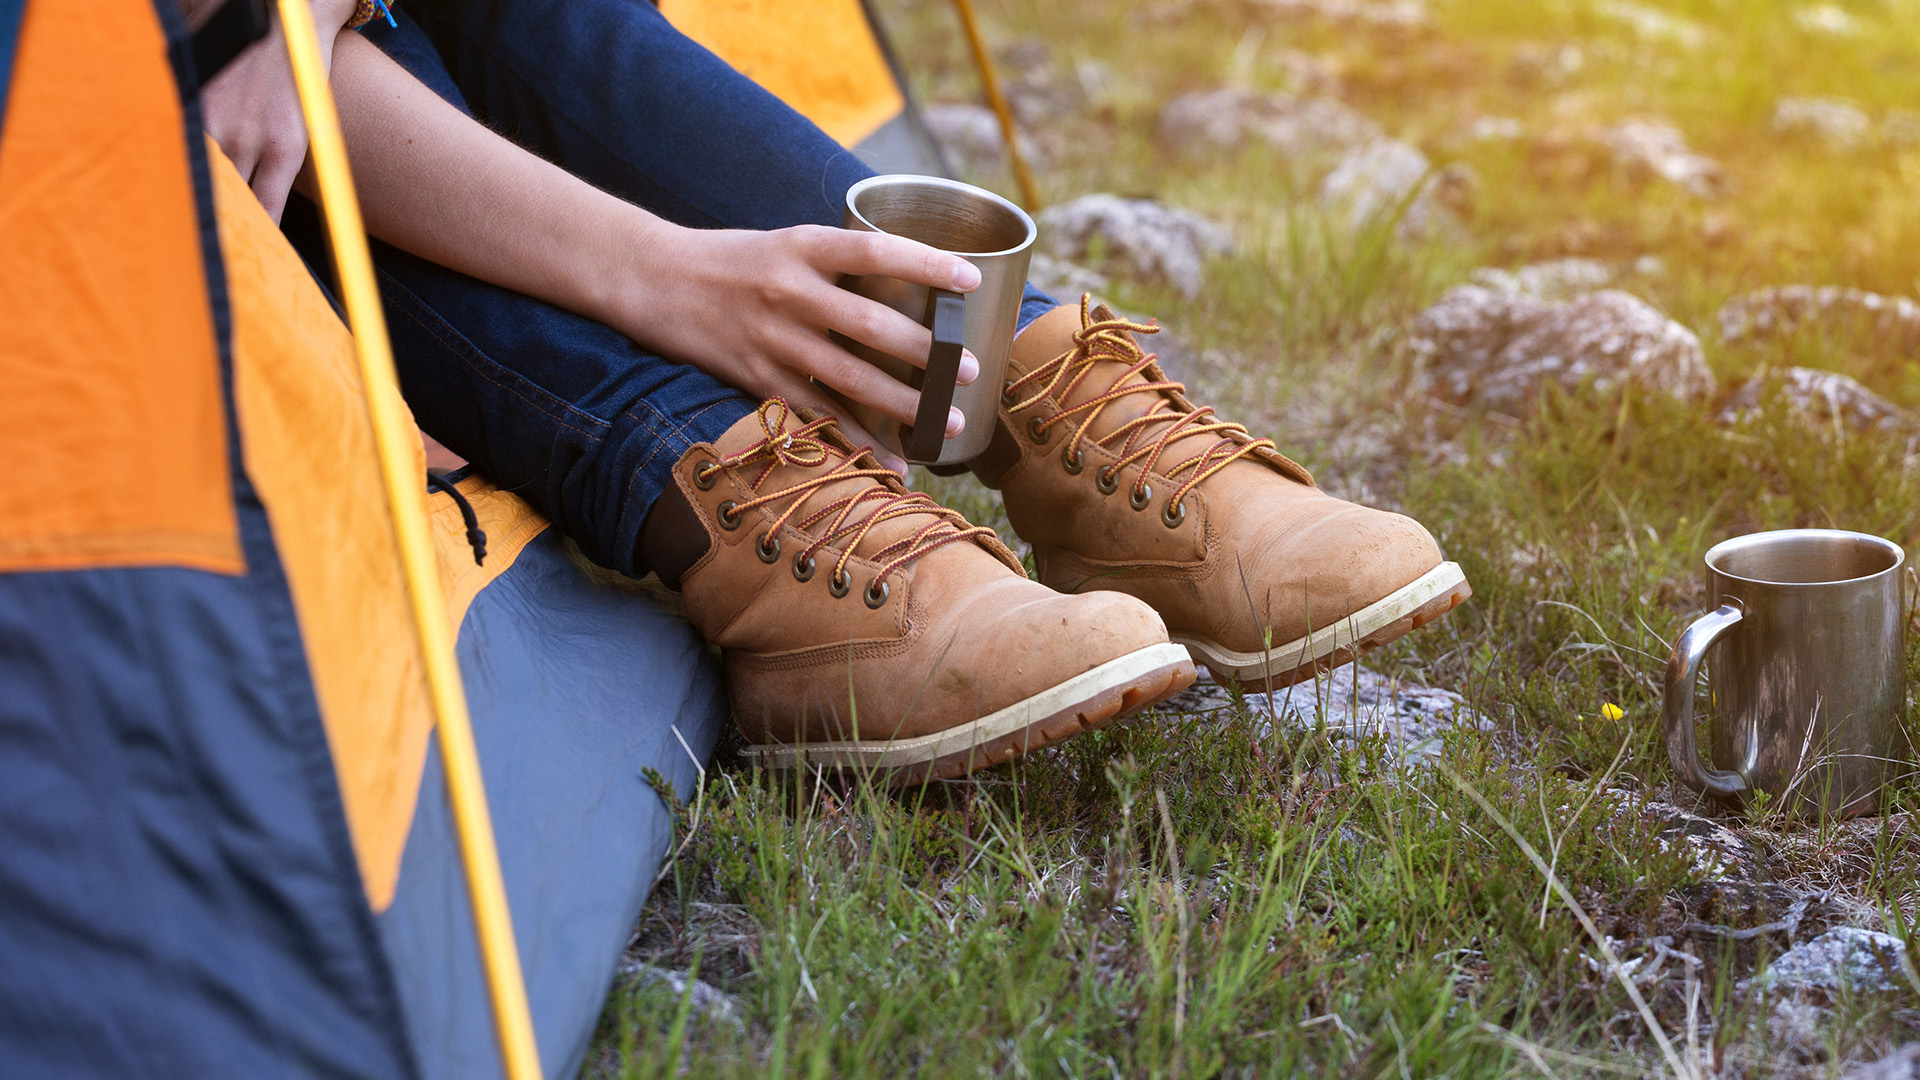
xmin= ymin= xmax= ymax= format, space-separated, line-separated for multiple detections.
xmin=346 ymin=0 xmax=397 ymax=30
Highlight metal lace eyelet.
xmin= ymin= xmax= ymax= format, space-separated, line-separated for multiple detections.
xmin=693 ymin=461 xmax=720 ymax=491
xmin=756 ymin=532 xmax=780 ymax=563
xmin=1162 ymin=498 xmax=1187 ymax=529
xmin=1026 ymin=415 xmax=1050 ymax=445
xmin=864 ymin=579 xmax=890 ymax=609
xmin=1129 ymin=483 xmax=1154 ymax=512
xmin=828 ymin=568 xmax=851 ymax=598
xmin=1002 ymin=381 xmax=1019 ymax=409
xmin=792 ymin=552 xmax=816 ymax=582
xmin=1094 ymin=466 xmax=1119 ymax=495
xmin=717 ymin=500 xmax=742 ymax=530
xmin=1061 ymin=445 xmax=1083 ymax=475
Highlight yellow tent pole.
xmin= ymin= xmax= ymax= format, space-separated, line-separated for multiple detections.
xmin=273 ymin=3 xmax=544 ymax=1078
xmin=949 ymin=0 xmax=1040 ymax=211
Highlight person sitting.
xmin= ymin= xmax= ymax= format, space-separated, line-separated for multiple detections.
xmin=190 ymin=0 xmax=1468 ymax=780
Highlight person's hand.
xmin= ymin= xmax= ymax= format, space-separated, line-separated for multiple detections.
xmin=607 ymin=222 xmax=984 ymax=474
xmin=196 ymin=0 xmax=357 ymax=222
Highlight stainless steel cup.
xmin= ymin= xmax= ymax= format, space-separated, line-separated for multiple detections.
xmin=833 ymin=175 xmax=1036 ymax=466
xmin=1663 ymin=529 xmax=1914 ymax=816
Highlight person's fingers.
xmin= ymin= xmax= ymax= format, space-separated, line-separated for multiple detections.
xmin=802 ymin=289 xmax=981 ymax=384
xmin=800 ymin=226 xmax=981 ymax=293
xmin=760 ymin=371 xmax=910 ymax=476
xmin=782 ymin=332 xmax=965 ymax=438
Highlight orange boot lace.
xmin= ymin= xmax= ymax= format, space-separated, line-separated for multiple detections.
xmin=693 ymin=400 xmax=1019 ymax=605
xmin=1004 ymin=296 xmax=1286 ymax=521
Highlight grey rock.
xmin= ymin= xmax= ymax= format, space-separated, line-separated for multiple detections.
xmin=1719 ymin=284 xmax=1920 ymax=350
xmin=1242 ymin=0 xmax=1432 ymax=30
xmin=1026 ymin=253 xmax=1111 ymax=308
xmin=1887 ymin=111 xmax=1920 ymax=147
xmin=922 ymin=103 xmax=1036 ymax=178
xmin=1411 ymin=286 xmax=1713 ymax=411
xmin=1319 ymin=139 xmax=1468 ymax=238
xmin=1597 ymin=120 xmax=1723 ymax=197
xmin=1750 ymin=927 xmax=1910 ymax=993
xmin=1268 ymin=669 xmax=1489 ymax=765
xmin=1633 ymin=797 xmax=1762 ymax=881
xmin=1038 ymin=194 xmax=1232 ymax=299
xmin=1470 ymin=258 xmax=1614 ymax=300
xmin=1722 ymin=366 xmax=1905 ymax=434
xmin=1795 ymin=3 xmax=1864 ymax=37
xmin=1844 ymin=1045 xmax=1920 ymax=1080
xmin=1162 ymin=668 xmax=1488 ymax=765
xmin=1158 ymin=87 xmax=1380 ymax=158
xmin=1595 ymin=1 xmax=1707 ymax=47
xmin=1769 ymin=998 xmax=1830 ymax=1051
xmin=1773 ymin=96 xmax=1874 ymax=150
xmin=617 ymin=963 xmax=744 ymax=1030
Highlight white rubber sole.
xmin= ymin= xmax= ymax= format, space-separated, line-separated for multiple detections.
xmin=741 ymin=642 xmax=1196 ymax=783
xmin=1172 ymin=561 xmax=1470 ymax=691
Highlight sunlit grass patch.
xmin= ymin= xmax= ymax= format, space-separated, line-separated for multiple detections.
xmin=594 ymin=0 xmax=1920 ymax=1073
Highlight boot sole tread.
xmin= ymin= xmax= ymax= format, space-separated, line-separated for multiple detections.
xmin=1172 ymin=562 xmax=1471 ymax=693
xmin=740 ymin=643 xmax=1197 ymax=785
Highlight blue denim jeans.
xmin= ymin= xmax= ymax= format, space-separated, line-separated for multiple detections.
xmin=285 ymin=1 xmax=1053 ymax=578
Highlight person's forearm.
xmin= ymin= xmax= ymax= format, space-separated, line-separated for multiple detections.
xmin=323 ymin=32 xmax=659 ymax=325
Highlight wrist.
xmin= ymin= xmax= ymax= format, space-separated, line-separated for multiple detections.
xmin=313 ymin=0 xmax=360 ymax=35
xmin=584 ymin=208 xmax=682 ymax=333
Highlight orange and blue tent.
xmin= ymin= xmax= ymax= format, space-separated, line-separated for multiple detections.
xmin=0 ymin=1 xmax=724 ymax=1076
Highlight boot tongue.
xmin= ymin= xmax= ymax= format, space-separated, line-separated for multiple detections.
xmin=1014 ymin=300 xmax=1311 ymax=485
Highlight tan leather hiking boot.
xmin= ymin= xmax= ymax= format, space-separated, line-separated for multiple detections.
xmin=671 ymin=400 xmax=1195 ymax=783
xmin=976 ymin=299 xmax=1469 ymax=691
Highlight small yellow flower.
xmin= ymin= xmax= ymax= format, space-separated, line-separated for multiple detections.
xmin=1600 ymin=703 xmax=1625 ymax=721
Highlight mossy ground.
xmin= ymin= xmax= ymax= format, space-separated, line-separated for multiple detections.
xmin=588 ymin=1 xmax=1920 ymax=1075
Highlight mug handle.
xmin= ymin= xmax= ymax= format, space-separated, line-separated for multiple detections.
xmin=1661 ymin=602 xmax=1749 ymax=798
xmin=900 ymin=288 xmax=966 ymax=464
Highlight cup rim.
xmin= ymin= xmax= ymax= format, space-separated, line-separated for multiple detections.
xmin=1705 ymin=528 xmax=1907 ymax=587
xmin=845 ymin=174 xmax=1037 ymax=258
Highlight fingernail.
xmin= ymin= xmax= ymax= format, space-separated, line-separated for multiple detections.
xmin=947 ymin=407 xmax=965 ymax=437
xmin=957 ymin=350 xmax=980 ymax=385
xmin=952 ymin=261 xmax=981 ymax=291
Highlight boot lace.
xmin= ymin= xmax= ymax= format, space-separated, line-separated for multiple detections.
xmin=1004 ymin=295 xmax=1277 ymax=509
xmin=696 ymin=400 xmax=1013 ymax=598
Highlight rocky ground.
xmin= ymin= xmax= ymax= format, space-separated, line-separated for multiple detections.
xmin=589 ymin=1 xmax=1920 ymax=1077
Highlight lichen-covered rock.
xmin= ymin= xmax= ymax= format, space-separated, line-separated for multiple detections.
xmin=1241 ymin=0 xmax=1431 ymax=29
xmin=1773 ymin=96 xmax=1874 ymax=149
xmin=1597 ymin=120 xmax=1723 ymax=197
xmin=1795 ymin=3 xmax=1864 ymax=37
xmin=1409 ymin=286 xmax=1550 ymax=399
xmin=1318 ymin=139 xmax=1470 ymax=237
xmin=1470 ymin=258 xmax=1614 ymax=300
xmin=922 ymin=103 xmax=1038 ymax=178
xmin=1026 ymin=252 xmax=1111 ymax=308
xmin=1595 ymin=1 xmax=1707 ymax=47
xmin=1163 ymin=668 xmax=1488 ymax=766
xmin=1158 ymin=87 xmax=1380 ymax=158
xmin=1719 ymin=284 xmax=1920 ymax=350
xmin=1843 ymin=1045 xmax=1920 ymax=1080
xmin=1038 ymin=194 xmax=1232 ymax=298
xmin=1749 ymin=928 xmax=1909 ymax=993
xmin=1722 ymin=367 xmax=1905 ymax=434
xmin=1411 ymin=286 xmax=1714 ymax=410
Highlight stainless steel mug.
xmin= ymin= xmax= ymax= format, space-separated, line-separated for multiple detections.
xmin=833 ymin=174 xmax=1036 ymax=466
xmin=1663 ymin=529 xmax=1914 ymax=816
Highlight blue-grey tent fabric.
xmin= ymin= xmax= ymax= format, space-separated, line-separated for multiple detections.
xmin=0 ymin=0 xmax=22 ymax=131
xmin=379 ymin=529 xmax=727 ymax=1080
xmin=0 ymin=16 xmax=422 ymax=1066
xmin=0 ymin=1 xmax=731 ymax=1073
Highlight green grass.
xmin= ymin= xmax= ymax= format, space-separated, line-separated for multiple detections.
xmin=588 ymin=0 xmax=1920 ymax=1075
